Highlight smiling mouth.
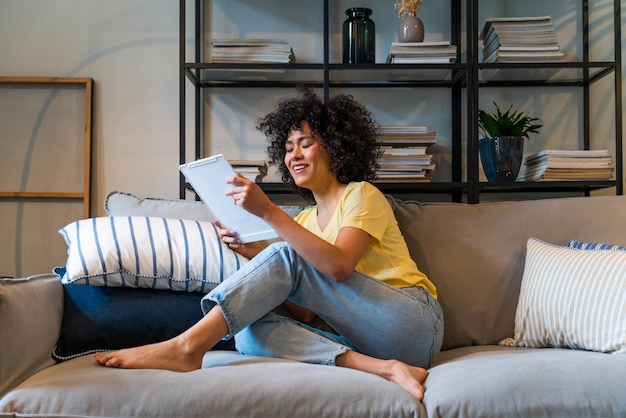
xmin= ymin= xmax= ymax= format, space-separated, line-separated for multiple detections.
xmin=292 ymin=164 xmax=308 ymax=173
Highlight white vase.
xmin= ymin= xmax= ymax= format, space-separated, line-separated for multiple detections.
xmin=398 ymin=12 xmax=424 ymax=43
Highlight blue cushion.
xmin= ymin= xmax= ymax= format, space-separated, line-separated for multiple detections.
xmin=53 ymin=284 xmax=235 ymax=361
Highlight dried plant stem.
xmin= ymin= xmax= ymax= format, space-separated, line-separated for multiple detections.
xmin=394 ymin=0 xmax=423 ymax=18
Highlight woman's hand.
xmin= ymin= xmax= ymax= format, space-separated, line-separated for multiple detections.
xmin=224 ymin=173 xmax=275 ymax=219
xmin=214 ymin=221 xmax=264 ymax=259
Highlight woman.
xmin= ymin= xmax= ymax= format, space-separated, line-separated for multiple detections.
xmin=95 ymin=87 xmax=443 ymax=401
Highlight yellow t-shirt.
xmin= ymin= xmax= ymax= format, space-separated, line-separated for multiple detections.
xmin=294 ymin=182 xmax=436 ymax=298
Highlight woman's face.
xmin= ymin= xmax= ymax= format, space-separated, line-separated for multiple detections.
xmin=284 ymin=121 xmax=333 ymax=190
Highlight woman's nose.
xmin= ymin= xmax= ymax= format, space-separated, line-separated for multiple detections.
xmin=291 ymin=146 xmax=303 ymax=158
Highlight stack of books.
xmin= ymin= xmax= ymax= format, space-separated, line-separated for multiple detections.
xmin=519 ymin=150 xmax=614 ymax=181
xmin=210 ymin=39 xmax=295 ymax=63
xmin=480 ymin=16 xmax=565 ymax=63
xmin=231 ymin=160 xmax=269 ymax=183
xmin=376 ymin=126 xmax=437 ymax=182
xmin=387 ymin=41 xmax=457 ymax=64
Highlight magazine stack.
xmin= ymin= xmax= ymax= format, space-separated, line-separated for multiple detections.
xmin=231 ymin=160 xmax=268 ymax=183
xmin=480 ymin=16 xmax=564 ymax=64
xmin=210 ymin=39 xmax=295 ymax=63
xmin=376 ymin=126 xmax=437 ymax=182
xmin=518 ymin=149 xmax=614 ymax=181
xmin=386 ymin=41 xmax=457 ymax=64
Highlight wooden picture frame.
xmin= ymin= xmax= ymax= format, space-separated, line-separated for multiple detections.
xmin=0 ymin=76 xmax=94 ymax=277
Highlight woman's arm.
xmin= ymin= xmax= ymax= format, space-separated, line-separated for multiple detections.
xmin=226 ymin=175 xmax=370 ymax=282
xmin=266 ymin=208 xmax=369 ymax=281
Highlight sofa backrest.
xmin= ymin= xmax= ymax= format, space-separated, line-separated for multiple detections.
xmin=105 ymin=190 xmax=305 ymax=220
xmin=106 ymin=191 xmax=626 ymax=351
xmin=388 ymin=194 xmax=626 ymax=350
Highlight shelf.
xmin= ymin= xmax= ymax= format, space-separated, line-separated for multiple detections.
xmin=259 ymin=182 xmax=466 ymax=195
xmin=184 ymin=62 xmax=465 ymax=88
xmin=260 ymin=180 xmax=618 ymax=196
xmin=328 ymin=64 xmax=464 ymax=87
xmin=270 ymin=180 xmax=617 ymax=193
xmin=477 ymin=180 xmax=617 ymax=193
xmin=181 ymin=0 xmax=622 ymax=203
xmin=374 ymin=182 xmax=466 ymax=194
xmin=478 ymin=62 xmax=617 ymax=86
xmin=185 ymin=181 xmax=466 ymax=197
xmin=184 ymin=63 xmax=323 ymax=87
xmin=185 ymin=61 xmax=616 ymax=89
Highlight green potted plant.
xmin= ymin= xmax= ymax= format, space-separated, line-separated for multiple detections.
xmin=478 ymin=102 xmax=543 ymax=182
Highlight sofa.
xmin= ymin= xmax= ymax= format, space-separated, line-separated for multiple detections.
xmin=1 ymin=190 xmax=625 ymax=418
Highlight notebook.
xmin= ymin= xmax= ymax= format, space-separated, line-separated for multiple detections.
xmin=179 ymin=154 xmax=278 ymax=243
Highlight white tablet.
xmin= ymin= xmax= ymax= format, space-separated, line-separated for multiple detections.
xmin=179 ymin=154 xmax=278 ymax=243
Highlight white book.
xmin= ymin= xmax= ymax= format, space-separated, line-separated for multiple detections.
xmin=389 ymin=47 xmax=457 ymax=55
xmin=480 ymin=16 xmax=555 ymax=40
xmin=379 ymin=156 xmax=433 ymax=165
xmin=179 ymin=155 xmax=278 ymax=243
xmin=496 ymin=45 xmax=560 ymax=51
xmin=381 ymin=146 xmax=429 ymax=155
xmin=390 ymin=41 xmax=451 ymax=48
xmin=379 ymin=125 xmax=429 ymax=134
xmin=211 ymin=56 xmax=292 ymax=63
xmin=211 ymin=38 xmax=291 ymax=48
xmin=485 ymin=15 xmax=552 ymax=23
xmin=390 ymin=56 xmax=456 ymax=64
xmin=527 ymin=149 xmax=610 ymax=159
xmin=490 ymin=51 xmax=564 ymax=57
xmin=378 ymin=163 xmax=436 ymax=171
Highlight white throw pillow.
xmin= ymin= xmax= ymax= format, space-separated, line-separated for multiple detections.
xmin=500 ymin=237 xmax=626 ymax=354
xmin=56 ymin=216 xmax=248 ymax=292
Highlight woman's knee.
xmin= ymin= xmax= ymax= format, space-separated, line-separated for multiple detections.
xmin=233 ymin=326 xmax=256 ymax=355
xmin=234 ymin=313 xmax=280 ymax=355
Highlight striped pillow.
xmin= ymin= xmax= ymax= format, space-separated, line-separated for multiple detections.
xmin=55 ymin=216 xmax=248 ymax=292
xmin=566 ymin=240 xmax=626 ymax=251
xmin=500 ymin=237 xmax=626 ymax=353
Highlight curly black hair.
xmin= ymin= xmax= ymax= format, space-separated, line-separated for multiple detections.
xmin=257 ymin=86 xmax=381 ymax=203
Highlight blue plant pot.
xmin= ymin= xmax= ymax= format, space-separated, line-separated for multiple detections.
xmin=479 ymin=136 xmax=525 ymax=182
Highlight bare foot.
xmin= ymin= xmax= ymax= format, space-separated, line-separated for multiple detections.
xmin=385 ymin=360 xmax=428 ymax=401
xmin=335 ymin=351 xmax=429 ymax=401
xmin=94 ymin=338 xmax=204 ymax=372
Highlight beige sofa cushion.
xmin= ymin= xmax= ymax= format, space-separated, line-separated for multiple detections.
xmin=388 ymin=195 xmax=626 ymax=350
xmin=425 ymin=345 xmax=626 ymax=417
xmin=1 ymin=353 xmax=425 ymax=418
xmin=0 ymin=274 xmax=62 ymax=397
xmin=105 ymin=190 xmax=214 ymax=221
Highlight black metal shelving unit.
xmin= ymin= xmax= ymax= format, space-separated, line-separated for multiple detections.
xmin=465 ymin=0 xmax=623 ymax=203
xmin=179 ymin=0 xmax=465 ymax=202
xmin=180 ymin=0 xmax=622 ymax=204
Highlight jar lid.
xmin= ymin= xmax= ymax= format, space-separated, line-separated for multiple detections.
xmin=345 ymin=7 xmax=373 ymax=16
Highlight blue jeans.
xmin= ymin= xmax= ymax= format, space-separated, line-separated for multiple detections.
xmin=202 ymin=242 xmax=444 ymax=368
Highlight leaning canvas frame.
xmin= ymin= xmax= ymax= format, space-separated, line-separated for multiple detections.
xmin=0 ymin=76 xmax=94 ymax=218
xmin=0 ymin=77 xmax=94 ymax=278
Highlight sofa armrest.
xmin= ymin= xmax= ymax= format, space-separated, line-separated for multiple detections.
xmin=0 ymin=274 xmax=63 ymax=397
